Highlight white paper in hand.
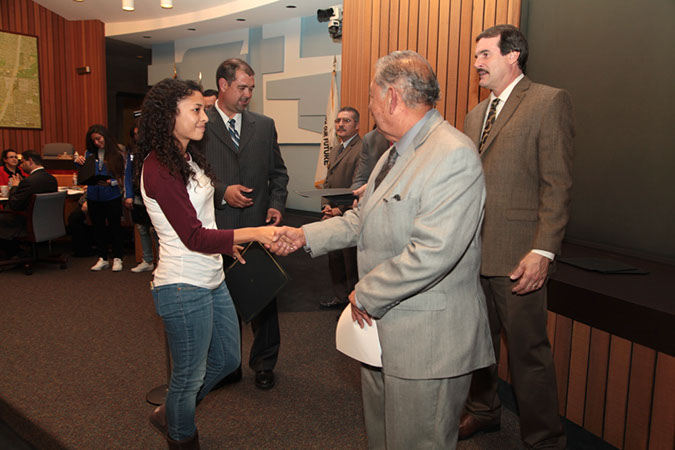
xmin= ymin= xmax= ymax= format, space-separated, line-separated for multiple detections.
xmin=335 ymin=304 xmax=382 ymax=367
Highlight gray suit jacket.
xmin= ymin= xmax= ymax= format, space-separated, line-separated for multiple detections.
xmin=464 ymin=77 xmax=575 ymax=276
xmin=202 ymin=108 xmax=289 ymax=229
xmin=350 ymin=129 xmax=390 ymax=189
xmin=303 ymin=110 xmax=494 ymax=379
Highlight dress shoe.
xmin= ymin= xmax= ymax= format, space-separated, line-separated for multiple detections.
xmin=212 ymin=366 xmax=242 ymax=390
xmin=458 ymin=413 xmax=500 ymax=440
xmin=149 ymin=404 xmax=167 ymax=436
xmin=254 ymin=370 xmax=275 ymax=389
xmin=319 ymin=297 xmax=349 ymax=310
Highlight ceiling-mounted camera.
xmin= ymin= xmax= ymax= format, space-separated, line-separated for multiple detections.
xmin=317 ymin=5 xmax=343 ymax=40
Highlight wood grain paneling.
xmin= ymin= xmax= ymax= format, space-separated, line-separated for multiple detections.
xmin=0 ymin=0 xmax=106 ymax=154
xmin=604 ymin=335 xmax=632 ymax=448
xmin=342 ymin=0 xmax=521 ymax=132
xmin=583 ymin=327 xmax=610 ymax=436
xmin=567 ymin=321 xmax=591 ymax=424
xmin=624 ymin=344 xmax=656 ymax=450
xmin=649 ymin=353 xmax=675 ymax=450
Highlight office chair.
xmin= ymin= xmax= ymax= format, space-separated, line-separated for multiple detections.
xmin=0 ymin=191 xmax=69 ymax=275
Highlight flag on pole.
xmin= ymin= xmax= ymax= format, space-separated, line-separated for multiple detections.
xmin=314 ymin=57 xmax=339 ymax=188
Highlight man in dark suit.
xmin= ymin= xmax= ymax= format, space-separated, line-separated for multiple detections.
xmin=349 ymin=127 xmax=390 ymax=190
xmin=319 ymin=106 xmax=363 ymax=310
xmin=0 ymin=150 xmax=58 ymax=255
xmin=203 ymin=58 xmax=289 ymax=390
xmin=459 ymin=25 xmax=574 ymax=450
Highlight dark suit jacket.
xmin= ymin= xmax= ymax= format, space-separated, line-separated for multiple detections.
xmin=464 ymin=76 xmax=575 ymax=276
xmin=323 ymin=134 xmax=362 ymax=209
xmin=1 ymin=168 xmax=58 ymax=240
xmin=8 ymin=168 xmax=58 ymax=211
xmin=350 ymin=129 xmax=390 ymax=189
xmin=202 ymin=108 xmax=289 ymax=229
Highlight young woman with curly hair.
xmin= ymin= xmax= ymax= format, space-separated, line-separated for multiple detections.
xmin=137 ymin=78 xmax=286 ymax=449
xmin=75 ymin=124 xmax=133 ymax=272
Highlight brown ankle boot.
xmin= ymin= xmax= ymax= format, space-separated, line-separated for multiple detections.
xmin=149 ymin=404 xmax=167 ymax=436
xmin=166 ymin=429 xmax=200 ymax=450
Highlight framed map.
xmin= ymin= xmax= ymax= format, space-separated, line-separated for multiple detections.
xmin=0 ymin=30 xmax=42 ymax=129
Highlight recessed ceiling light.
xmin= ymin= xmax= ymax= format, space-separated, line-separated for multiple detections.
xmin=187 ymin=28 xmax=196 ymax=31
xmin=236 ymin=18 xmax=246 ymax=22
xmin=161 ymin=0 xmax=173 ymax=8
xmin=286 ymin=5 xmax=297 ymax=8
xmin=122 ymin=0 xmax=134 ymax=11
xmin=73 ymin=0 xmax=84 ymax=3
xmin=142 ymin=35 xmax=151 ymax=39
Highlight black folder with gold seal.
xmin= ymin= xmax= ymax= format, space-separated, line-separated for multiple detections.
xmin=225 ymin=241 xmax=291 ymax=323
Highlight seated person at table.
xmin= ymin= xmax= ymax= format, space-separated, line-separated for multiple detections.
xmin=0 ymin=150 xmax=58 ymax=256
xmin=0 ymin=149 xmax=27 ymax=186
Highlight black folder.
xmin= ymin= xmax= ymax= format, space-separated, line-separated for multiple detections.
xmin=225 ymin=241 xmax=291 ymax=322
xmin=77 ymin=155 xmax=111 ymax=185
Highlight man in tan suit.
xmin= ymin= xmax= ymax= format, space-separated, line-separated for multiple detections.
xmin=276 ymin=50 xmax=493 ymax=449
xmin=460 ymin=25 xmax=574 ymax=450
xmin=319 ymin=107 xmax=363 ymax=309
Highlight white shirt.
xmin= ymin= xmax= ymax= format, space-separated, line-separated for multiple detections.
xmin=215 ymin=101 xmax=242 ymax=135
xmin=482 ymin=73 xmax=554 ymax=262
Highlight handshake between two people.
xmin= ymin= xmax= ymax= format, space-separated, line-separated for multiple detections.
xmin=232 ymin=226 xmax=307 ymax=264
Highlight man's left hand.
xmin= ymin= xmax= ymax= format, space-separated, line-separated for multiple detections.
xmin=8 ymin=174 xmax=21 ymax=187
xmin=509 ymin=251 xmax=550 ymax=295
xmin=124 ymin=198 xmax=133 ymax=209
xmin=266 ymin=208 xmax=282 ymax=225
xmin=348 ymin=290 xmax=373 ymax=329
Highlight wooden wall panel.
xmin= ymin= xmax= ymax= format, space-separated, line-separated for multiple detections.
xmin=624 ymin=344 xmax=656 ymax=450
xmin=566 ymin=321 xmax=591 ymax=424
xmin=604 ymin=335 xmax=632 ymax=448
xmin=342 ymin=0 xmax=521 ymax=132
xmin=583 ymin=328 xmax=610 ymax=436
xmin=0 ymin=0 xmax=106 ymax=154
xmin=649 ymin=353 xmax=675 ymax=450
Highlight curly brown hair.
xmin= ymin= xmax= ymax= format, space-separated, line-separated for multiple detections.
xmin=135 ymin=78 xmax=216 ymax=188
xmin=85 ymin=124 xmax=125 ymax=179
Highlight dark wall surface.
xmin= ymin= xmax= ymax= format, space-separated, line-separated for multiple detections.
xmin=523 ymin=0 xmax=675 ymax=263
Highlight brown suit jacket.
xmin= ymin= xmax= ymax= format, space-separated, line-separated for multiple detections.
xmin=464 ymin=76 xmax=575 ymax=276
xmin=323 ymin=134 xmax=363 ymax=208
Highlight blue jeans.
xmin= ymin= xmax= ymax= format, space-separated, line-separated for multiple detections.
xmin=152 ymin=281 xmax=240 ymax=440
xmin=136 ymin=223 xmax=158 ymax=263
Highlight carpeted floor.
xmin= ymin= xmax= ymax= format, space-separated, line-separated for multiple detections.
xmin=0 ymin=211 xmax=610 ymax=449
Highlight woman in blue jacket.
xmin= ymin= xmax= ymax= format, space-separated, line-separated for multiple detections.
xmin=75 ymin=124 xmax=133 ymax=271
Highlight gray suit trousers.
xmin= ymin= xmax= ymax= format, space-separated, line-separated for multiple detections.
xmin=361 ymin=365 xmax=471 ymax=449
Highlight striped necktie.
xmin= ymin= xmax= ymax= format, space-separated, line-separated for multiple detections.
xmin=373 ymin=146 xmax=398 ymax=191
xmin=479 ymin=98 xmax=500 ymax=153
xmin=228 ymin=118 xmax=240 ymax=150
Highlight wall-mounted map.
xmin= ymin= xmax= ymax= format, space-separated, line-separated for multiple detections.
xmin=0 ymin=31 xmax=42 ymax=129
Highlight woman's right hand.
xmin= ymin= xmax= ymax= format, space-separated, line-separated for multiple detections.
xmin=255 ymin=226 xmax=278 ymax=246
xmin=75 ymin=155 xmax=86 ymax=165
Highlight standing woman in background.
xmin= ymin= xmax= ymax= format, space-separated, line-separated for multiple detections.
xmin=137 ymin=78 xmax=286 ymax=449
xmin=75 ymin=125 xmax=133 ymax=271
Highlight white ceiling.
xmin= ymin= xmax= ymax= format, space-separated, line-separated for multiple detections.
xmin=33 ymin=0 xmax=340 ymax=47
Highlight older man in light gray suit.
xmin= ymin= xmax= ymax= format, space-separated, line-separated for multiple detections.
xmin=277 ymin=51 xmax=494 ymax=449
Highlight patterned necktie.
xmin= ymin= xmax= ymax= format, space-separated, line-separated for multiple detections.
xmin=373 ymin=146 xmax=398 ymax=191
xmin=479 ymin=98 xmax=500 ymax=153
xmin=336 ymin=143 xmax=345 ymax=156
xmin=227 ymin=118 xmax=240 ymax=150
